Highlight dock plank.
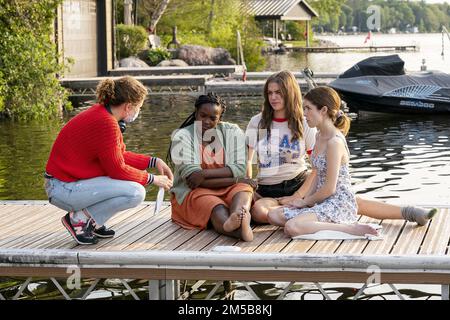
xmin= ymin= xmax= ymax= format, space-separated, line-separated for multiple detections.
xmin=175 ymin=229 xmax=220 ymax=251
xmin=201 ymin=233 xmax=240 ymax=251
xmin=363 ymin=219 xmax=405 ymax=255
xmin=130 ymin=220 xmax=180 ymax=251
xmin=1 ymin=203 xmax=449 ymax=264
xmin=61 ymin=75 xmax=212 ymax=89
xmin=0 ymin=204 xmax=36 ymax=221
xmin=304 ymin=216 xmax=366 ymax=254
xmin=33 ymin=204 xmax=151 ymax=250
xmin=87 ymin=206 xmax=172 ymax=251
xmin=1 ymin=206 xmax=65 ymax=248
xmin=0 ymin=204 xmax=50 ymax=228
xmin=334 ymin=216 xmax=381 ymax=255
xmin=253 ymin=228 xmax=290 ymax=253
xmin=156 ymin=228 xmax=202 ymax=251
xmin=391 ymin=221 xmax=430 ymax=255
xmin=420 ymin=208 xmax=450 ymax=255
xmin=238 ymin=224 xmax=278 ymax=253
xmin=281 ymin=238 xmax=316 ymax=253
xmin=109 ymin=65 xmax=240 ymax=76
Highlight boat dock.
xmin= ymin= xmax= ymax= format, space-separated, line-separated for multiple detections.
xmin=108 ymin=65 xmax=242 ymax=77
xmin=60 ymin=66 xmax=337 ymax=105
xmin=0 ymin=201 xmax=449 ymax=300
xmin=286 ymin=45 xmax=419 ymax=53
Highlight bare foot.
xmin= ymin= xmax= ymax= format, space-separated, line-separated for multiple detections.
xmin=352 ymin=223 xmax=379 ymax=236
xmin=223 ymin=209 xmax=244 ymax=232
xmin=240 ymin=207 xmax=254 ymax=242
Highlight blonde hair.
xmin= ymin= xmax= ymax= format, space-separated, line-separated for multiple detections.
xmin=304 ymin=86 xmax=351 ymax=136
xmin=261 ymin=70 xmax=303 ymax=141
xmin=96 ymin=76 xmax=148 ymax=106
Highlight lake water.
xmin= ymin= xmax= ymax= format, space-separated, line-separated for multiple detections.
xmin=0 ymin=33 xmax=449 ymax=299
xmin=266 ymin=33 xmax=450 ymax=74
xmin=1 ymin=97 xmax=449 ymax=205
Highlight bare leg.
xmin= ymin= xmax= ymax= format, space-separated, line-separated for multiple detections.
xmin=210 ymin=205 xmax=242 ymax=239
xmin=240 ymin=207 xmax=254 ymax=242
xmin=284 ymin=213 xmax=379 ymax=238
xmin=251 ymin=198 xmax=280 ymax=224
xmin=223 ymin=191 xmax=251 ymax=232
xmin=267 ymin=206 xmax=287 ymax=227
xmin=227 ymin=191 xmax=253 ymax=241
xmin=357 ymin=196 xmax=437 ymax=225
xmin=356 ymin=196 xmax=402 ymax=219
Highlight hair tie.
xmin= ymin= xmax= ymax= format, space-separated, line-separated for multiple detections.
xmin=337 ymin=110 xmax=344 ymax=119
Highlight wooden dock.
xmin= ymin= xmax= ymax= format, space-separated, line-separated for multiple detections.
xmin=0 ymin=201 xmax=449 ymax=300
xmin=205 ymin=78 xmax=335 ymax=96
xmin=287 ymin=45 xmax=419 ymax=53
xmin=108 ymin=65 xmax=243 ymax=77
xmin=60 ymin=71 xmax=334 ymax=104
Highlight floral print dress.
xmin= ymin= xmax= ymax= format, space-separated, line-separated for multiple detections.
xmin=284 ymin=135 xmax=358 ymax=223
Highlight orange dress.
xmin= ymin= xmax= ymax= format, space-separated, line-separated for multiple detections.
xmin=171 ymin=145 xmax=253 ymax=230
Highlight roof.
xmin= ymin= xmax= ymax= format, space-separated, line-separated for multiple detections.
xmin=244 ymin=0 xmax=319 ymax=20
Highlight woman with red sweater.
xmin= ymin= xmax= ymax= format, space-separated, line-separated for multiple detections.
xmin=45 ymin=76 xmax=173 ymax=245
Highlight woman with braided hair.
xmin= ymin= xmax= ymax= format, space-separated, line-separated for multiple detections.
xmin=168 ymin=93 xmax=257 ymax=241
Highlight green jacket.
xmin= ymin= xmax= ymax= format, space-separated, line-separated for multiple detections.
xmin=170 ymin=121 xmax=247 ymax=205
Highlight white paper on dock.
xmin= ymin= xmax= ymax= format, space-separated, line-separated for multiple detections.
xmin=154 ymin=187 xmax=164 ymax=215
xmin=210 ymin=246 xmax=242 ymax=252
xmin=292 ymin=223 xmax=383 ymax=241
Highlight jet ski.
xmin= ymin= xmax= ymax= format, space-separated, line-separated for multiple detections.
xmin=329 ymin=55 xmax=450 ymax=114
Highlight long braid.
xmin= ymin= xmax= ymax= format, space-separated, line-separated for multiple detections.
xmin=166 ymin=92 xmax=226 ymax=167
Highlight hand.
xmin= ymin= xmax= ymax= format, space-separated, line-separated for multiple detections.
xmin=237 ymin=177 xmax=258 ymax=189
xmin=153 ymin=175 xmax=173 ymax=191
xmin=276 ymin=195 xmax=296 ymax=205
xmin=186 ymin=171 xmax=205 ymax=189
xmin=290 ymin=198 xmax=308 ymax=208
xmin=155 ymin=158 xmax=174 ymax=182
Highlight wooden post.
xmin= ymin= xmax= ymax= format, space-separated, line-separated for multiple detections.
xmin=124 ymin=0 xmax=133 ymax=25
xmin=306 ymin=20 xmax=310 ymax=48
xmin=275 ymin=19 xmax=279 ymax=47
xmin=273 ymin=19 xmax=276 ymax=45
xmin=442 ymin=284 xmax=449 ymax=300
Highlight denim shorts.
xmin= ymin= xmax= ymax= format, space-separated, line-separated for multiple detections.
xmin=256 ymin=170 xmax=308 ymax=198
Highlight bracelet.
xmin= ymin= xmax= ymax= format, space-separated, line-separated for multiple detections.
xmin=148 ymin=157 xmax=158 ymax=168
xmin=147 ymin=173 xmax=154 ymax=185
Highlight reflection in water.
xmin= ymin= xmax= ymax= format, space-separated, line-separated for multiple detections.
xmin=1 ymin=94 xmax=449 ymax=300
xmin=1 ymin=96 xmax=449 ymax=205
xmin=266 ymin=34 xmax=450 ymax=74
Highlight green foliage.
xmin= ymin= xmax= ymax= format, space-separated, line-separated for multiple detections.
xmin=153 ymin=0 xmax=266 ymax=71
xmin=116 ymin=24 xmax=148 ymax=58
xmin=147 ymin=47 xmax=171 ymax=66
xmin=0 ymin=70 xmax=5 ymax=113
xmin=286 ymin=21 xmax=304 ymax=41
xmin=317 ymin=0 xmax=450 ymax=33
xmin=0 ymin=0 xmax=71 ymax=120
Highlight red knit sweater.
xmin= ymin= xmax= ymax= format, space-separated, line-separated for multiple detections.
xmin=46 ymin=104 xmax=151 ymax=185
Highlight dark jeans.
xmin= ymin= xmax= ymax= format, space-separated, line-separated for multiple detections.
xmin=256 ymin=170 xmax=308 ymax=198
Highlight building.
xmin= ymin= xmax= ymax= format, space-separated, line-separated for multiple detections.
xmin=55 ymin=0 xmax=115 ymax=78
xmin=244 ymin=0 xmax=319 ymax=47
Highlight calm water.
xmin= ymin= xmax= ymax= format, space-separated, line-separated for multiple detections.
xmin=1 ymin=95 xmax=449 ymax=204
xmin=266 ymin=33 xmax=450 ymax=73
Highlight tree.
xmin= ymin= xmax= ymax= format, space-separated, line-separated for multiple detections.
xmin=0 ymin=0 xmax=70 ymax=119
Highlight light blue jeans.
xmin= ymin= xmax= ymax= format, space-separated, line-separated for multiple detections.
xmin=44 ymin=176 xmax=146 ymax=226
